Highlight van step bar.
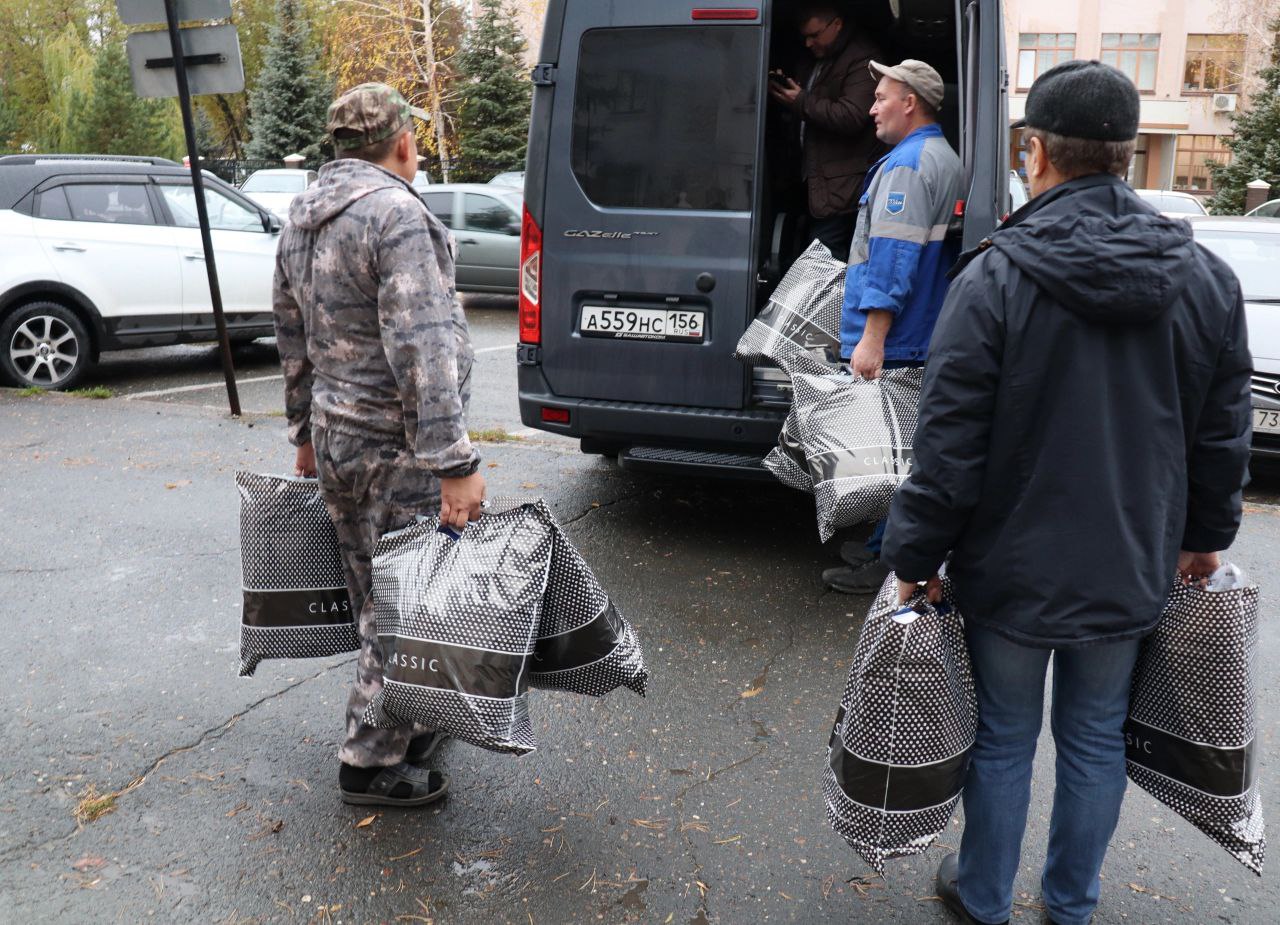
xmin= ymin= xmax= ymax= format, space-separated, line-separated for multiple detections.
xmin=617 ymin=446 xmax=775 ymax=481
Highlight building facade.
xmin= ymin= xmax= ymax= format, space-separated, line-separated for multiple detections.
xmin=1005 ymin=0 xmax=1271 ymax=196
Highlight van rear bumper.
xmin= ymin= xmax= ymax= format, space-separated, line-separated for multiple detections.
xmin=517 ymin=365 xmax=785 ymax=452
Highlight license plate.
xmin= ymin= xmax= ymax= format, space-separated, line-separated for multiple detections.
xmin=1255 ymin=408 xmax=1280 ymax=434
xmin=579 ymin=305 xmax=705 ymax=342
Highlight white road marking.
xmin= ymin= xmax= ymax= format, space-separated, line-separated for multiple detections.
xmin=126 ymin=374 xmax=283 ymax=400
xmin=127 ymin=345 xmax=513 ymax=401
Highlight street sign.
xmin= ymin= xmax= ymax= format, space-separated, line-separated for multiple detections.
xmin=116 ymin=0 xmax=231 ymax=24
xmin=117 ymin=0 xmax=243 ymax=416
xmin=126 ymin=25 xmax=245 ymax=98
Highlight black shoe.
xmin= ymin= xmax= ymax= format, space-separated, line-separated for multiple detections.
xmin=339 ymin=761 xmax=449 ymax=807
xmin=935 ymin=853 xmax=1008 ymax=925
xmin=405 ymin=730 xmax=447 ymax=765
xmin=838 ymin=539 xmax=876 ymax=568
xmin=821 ymin=558 xmax=890 ymax=594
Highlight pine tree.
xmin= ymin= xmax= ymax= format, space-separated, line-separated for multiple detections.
xmin=452 ymin=0 xmax=531 ymax=183
xmin=1208 ymin=18 xmax=1280 ymax=214
xmin=70 ymin=41 xmax=183 ymax=158
xmin=245 ymin=0 xmax=332 ymax=164
xmin=0 ymin=81 xmax=18 ymax=153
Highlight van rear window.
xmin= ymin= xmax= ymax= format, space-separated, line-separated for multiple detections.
xmin=572 ymin=27 xmax=758 ymax=212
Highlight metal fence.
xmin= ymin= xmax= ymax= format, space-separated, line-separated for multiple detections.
xmin=199 ymin=158 xmax=282 ymax=187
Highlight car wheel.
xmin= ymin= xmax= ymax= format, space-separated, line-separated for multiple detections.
xmin=0 ymin=301 xmax=92 ymax=390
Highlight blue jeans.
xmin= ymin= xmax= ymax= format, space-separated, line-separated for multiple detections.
xmin=865 ymin=519 xmax=886 ymax=557
xmin=957 ymin=625 xmax=1140 ymax=925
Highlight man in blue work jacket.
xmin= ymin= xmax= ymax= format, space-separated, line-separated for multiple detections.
xmin=823 ymin=58 xmax=964 ymax=594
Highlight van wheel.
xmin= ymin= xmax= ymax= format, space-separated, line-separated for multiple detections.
xmin=0 ymin=302 xmax=92 ymax=390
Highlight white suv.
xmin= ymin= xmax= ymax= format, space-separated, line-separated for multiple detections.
xmin=0 ymin=154 xmax=282 ymax=390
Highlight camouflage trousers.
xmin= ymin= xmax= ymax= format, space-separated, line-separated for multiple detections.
xmin=313 ymin=425 xmax=441 ymax=767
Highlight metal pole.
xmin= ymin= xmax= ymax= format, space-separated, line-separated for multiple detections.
xmin=163 ymin=0 xmax=241 ymax=416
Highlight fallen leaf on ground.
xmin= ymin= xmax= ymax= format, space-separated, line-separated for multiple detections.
xmin=164 ymin=480 xmax=191 ymax=490
xmin=355 ymin=815 xmax=378 ymax=828
xmin=72 ymin=856 xmax=105 ymax=872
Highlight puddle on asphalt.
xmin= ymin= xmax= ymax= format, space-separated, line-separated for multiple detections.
xmin=450 ymin=857 xmax=519 ymax=898
xmin=620 ymin=879 xmax=648 ymax=912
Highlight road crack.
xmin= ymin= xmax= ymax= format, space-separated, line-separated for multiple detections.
xmin=562 ymin=488 xmax=648 ymax=527
xmin=0 ymin=658 xmax=353 ymax=865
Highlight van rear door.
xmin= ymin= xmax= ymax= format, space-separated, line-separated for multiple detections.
xmin=537 ymin=2 xmax=764 ymax=410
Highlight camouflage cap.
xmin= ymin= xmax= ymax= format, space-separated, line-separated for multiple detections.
xmin=327 ymin=83 xmax=429 ymax=151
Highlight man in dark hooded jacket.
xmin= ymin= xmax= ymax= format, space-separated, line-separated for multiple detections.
xmin=879 ymin=62 xmax=1252 ymax=925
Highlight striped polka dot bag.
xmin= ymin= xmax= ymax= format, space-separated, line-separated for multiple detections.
xmin=823 ymin=572 xmax=976 ymax=875
xmin=364 ymin=499 xmax=647 ymax=755
xmin=236 ymin=472 xmax=357 ymax=678
xmin=733 ymin=238 xmax=845 ymax=375
xmin=1124 ymin=565 xmax=1265 ymax=874
xmin=791 ymin=366 xmax=924 ymax=542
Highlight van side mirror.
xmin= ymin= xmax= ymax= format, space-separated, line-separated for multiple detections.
xmin=506 ymin=218 xmax=521 ymax=236
xmin=264 ymin=213 xmax=283 ymax=234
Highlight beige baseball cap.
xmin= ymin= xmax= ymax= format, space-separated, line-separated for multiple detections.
xmin=869 ymin=59 xmax=945 ymax=110
xmin=327 ymin=83 xmax=428 ymax=151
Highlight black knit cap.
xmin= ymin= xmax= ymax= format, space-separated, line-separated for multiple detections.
xmin=1012 ymin=60 xmax=1140 ymax=141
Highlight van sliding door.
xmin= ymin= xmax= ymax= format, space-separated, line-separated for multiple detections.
xmin=540 ymin=3 xmax=764 ymax=409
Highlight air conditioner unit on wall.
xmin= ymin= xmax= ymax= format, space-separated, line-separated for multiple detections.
xmin=1213 ymin=93 xmax=1238 ymax=112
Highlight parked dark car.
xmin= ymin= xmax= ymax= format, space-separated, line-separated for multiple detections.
xmin=420 ymin=183 xmax=522 ymax=294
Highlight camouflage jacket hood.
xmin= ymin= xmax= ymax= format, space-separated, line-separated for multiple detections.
xmin=271 ymin=159 xmax=479 ymax=479
xmin=288 ymin=159 xmax=409 ymax=231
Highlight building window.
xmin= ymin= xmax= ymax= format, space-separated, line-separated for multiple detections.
xmin=1101 ymin=33 xmax=1159 ymax=92
xmin=1183 ymin=34 xmax=1245 ymax=93
xmin=1173 ymin=134 xmax=1232 ymax=191
xmin=1017 ymin=33 xmax=1076 ymax=90
xmin=1010 ymin=128 xmax=1029 ymax=182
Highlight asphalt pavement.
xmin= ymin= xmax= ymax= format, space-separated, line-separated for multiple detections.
xmin=2 ymin=302 xmax=1278 ymax=924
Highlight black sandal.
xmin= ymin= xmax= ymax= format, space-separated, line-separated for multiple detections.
xmin=405 ymin=730 xmax=447 ymax=765
xmin=340 ymin=762 xmax=450 ymax=807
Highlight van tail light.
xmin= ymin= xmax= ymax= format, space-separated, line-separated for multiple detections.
xmin=519 ymin=205 xmax=542 ymax=345
xmin=540 ymin=406 xmax=570 ymax=425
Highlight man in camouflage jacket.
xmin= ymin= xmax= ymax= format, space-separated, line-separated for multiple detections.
xmin=272 ymin=83 xmax=485 ymax=806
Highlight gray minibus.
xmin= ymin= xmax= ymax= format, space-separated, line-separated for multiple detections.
xmin=518 ymin=0 xmax=1009 ymax=477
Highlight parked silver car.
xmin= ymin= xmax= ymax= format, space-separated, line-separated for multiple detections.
xmin=240 ymin=168 xmax=318 ymax=219
xmin=488 ymin=171 xmax=524 ymax=189
xmin=419 ymin=183 xmax=521 ymax=294
xmin=1189 ymin=216 xmax=1280 ymax=460
xmin=1133 ymin=189 xmax=1208 ymax=220
xmin=1245 ymin=198 xmax=1280 ymax=218
xmin=1008 ymin=170 xmax=1029 ymax=211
